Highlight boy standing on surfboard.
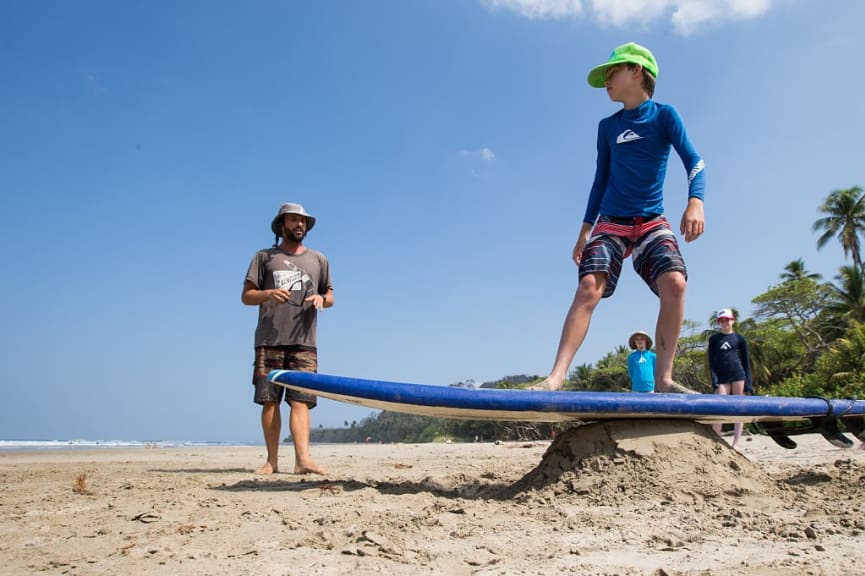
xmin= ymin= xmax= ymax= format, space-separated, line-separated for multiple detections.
xmin=534 ymin=42 xmax=705 ymax=392
xmin=242 ymin=203 xmax=333 ymax=475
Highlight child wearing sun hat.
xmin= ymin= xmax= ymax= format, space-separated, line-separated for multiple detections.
xmin=627 ymin=330 xmax=656 ymax=393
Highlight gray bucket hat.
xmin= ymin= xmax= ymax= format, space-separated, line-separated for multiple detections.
xmin=628 ymin=331 xmax=653 ymax=350
xmin=271 ymin=202 xmax=316 ymax=236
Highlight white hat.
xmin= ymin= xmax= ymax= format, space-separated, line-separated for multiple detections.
xmin=628 ymin=331 xmax=653 ymax=350
xmin=271 ymin=202 xmax=316 ymax=235
xmin=716 ymin=309 xmax=735 ymax=320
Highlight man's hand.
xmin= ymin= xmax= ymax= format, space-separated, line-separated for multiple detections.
xmin=680 ymin=198 xmax=705 ymax=243
xmin=305 ymin=294 xmax=325 ymax=310
xmin=267 ymin=288 xmax=292 ymax=303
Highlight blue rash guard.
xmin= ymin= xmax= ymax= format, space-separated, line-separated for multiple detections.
xmin=627 ymin=349 xmax=656 ymax=393
xmin=583 ymin=99 xmax=705 ymax=224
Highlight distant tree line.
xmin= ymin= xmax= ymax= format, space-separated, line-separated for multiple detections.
xmin=300 ymin=186 xmax=865 ymax=444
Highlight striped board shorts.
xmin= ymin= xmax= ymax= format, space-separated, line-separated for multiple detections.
xmin=252 ymin=345 xmax=318 ymax=407
xmin=579 ymin=215 xmax=687 ymax=298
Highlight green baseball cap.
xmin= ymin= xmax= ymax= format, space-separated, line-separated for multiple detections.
xmin=587 ymin=42 xmax=658 ymax=88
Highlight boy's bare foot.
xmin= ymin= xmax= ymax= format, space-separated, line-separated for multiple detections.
xmin=527 ymin=377 xmax=563 ymax=391
xmin=657 ymin=381 xmax=699 ymax=394
xmin=255 ymin=461 xmax=279 ymax=475
xmin=294 ymin=461 xmax=328 ymax=475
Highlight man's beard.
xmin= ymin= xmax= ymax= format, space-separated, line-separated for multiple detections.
xmin=284 ymin=227 xmax=306 ymax=242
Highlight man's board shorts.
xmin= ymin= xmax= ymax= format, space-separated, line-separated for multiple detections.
xmin=579 ymin=214 xmax=687 ymax=298
xmin=253 ymin=345 xmax=318 ymax=407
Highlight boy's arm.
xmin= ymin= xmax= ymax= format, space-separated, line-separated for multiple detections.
xmin=574 ymin=122 xmax=609 ymax=265
xmin=664 ymin=106 xmax=705 ymax=242
xmin=582 ymin=121 xmax=611 ymax=226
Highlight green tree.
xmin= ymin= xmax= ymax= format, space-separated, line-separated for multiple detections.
xmin=586 ymin=348 xmax=629 ymax=391
xmin=752 ymin=278 xmax=835 ymax=362
xmin=807 ymin=321 xmax=865 ymax=398
xmin=813 ymin=185 xmax=865 ymax=273
xmin=566 ymin=363 xmax=593 ymax=389
xmin=733 ymin=316 xmax=772 ymax=389
xmin=780 ymin=258 xmax=822 ymax=282
xmin=826 ymin=265 xmax=865 ymax=326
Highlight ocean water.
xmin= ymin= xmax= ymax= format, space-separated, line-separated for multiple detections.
xmin=0 ymin=439 xmax=258 ymax=452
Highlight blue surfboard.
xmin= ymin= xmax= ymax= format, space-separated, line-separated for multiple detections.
xmin=269 ymin=370 xmax=865 ymax=427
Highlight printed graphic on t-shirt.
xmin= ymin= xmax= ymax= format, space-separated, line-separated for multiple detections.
xmin=616 ymin=129 xmax=643 ymax=144
xmin=273 ymin=263 xmax=312 ymax=307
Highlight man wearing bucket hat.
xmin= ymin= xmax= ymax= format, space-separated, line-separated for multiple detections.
xmin=627 ymin=331 xmax=656 ymax=393
xmin=708 ymin=309 xmax=752 ymax=448
xmin=534 ymin=42 xmax=705 ymax=393
xmin=242 ymin=202 xmax=333 ymax=475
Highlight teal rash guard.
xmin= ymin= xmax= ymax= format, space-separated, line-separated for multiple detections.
xmin=583 ymin=99 xmax=705 ymax=225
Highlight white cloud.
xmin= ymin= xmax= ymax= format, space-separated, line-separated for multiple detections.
xmin=480 ymin=0 xmax=583 ymax=20
xmin=460 ymin=147 xmax=497 ymax=162
xmin=480 ymin=0 xmax=778 ymax=35
xmin=590 ymin=0 xmax=670 ymax=28
xmin=667 ymin=0 xmax=774 ymax=36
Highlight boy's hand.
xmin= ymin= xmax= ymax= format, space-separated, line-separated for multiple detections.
xmin=572 ymin=223 xmax=594 ymax=265
xmin=680 ymin=198 xmax=705 ymax=243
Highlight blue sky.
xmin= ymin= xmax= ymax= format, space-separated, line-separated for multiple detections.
xmin=2 ymin=0 xmax=863 ymax=442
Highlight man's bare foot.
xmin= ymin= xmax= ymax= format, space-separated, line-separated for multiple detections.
xmin=255 ymin=461 xmax=279 ymax=475
xmin=294 ymin=460 xmax=328 ymax=475
xmin=527 ymin=377 xmax=563 ymax=391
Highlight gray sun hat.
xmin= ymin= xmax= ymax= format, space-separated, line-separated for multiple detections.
xmin=271 ymin=202 xmax=316 ymax=236
xmin=628 ymin=331 xmax=653 ymax=350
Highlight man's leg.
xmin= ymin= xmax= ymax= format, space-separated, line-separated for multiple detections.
xmin=653 ymin=271 xmax=687 ymax=392
xmin=288 ymin=400 xmax=327 ymax=475
xmin=257 ymin=401 xmax=281 ymax=474
xmin=534 ymin=273 xmax=606 ymax=390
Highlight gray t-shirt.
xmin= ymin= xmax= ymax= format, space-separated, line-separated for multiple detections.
xmin=245 ymin=247 xmax=333 ymax=348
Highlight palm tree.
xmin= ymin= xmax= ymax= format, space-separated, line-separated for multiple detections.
xmin=567 ymin=363 xmax=593 ymax=388
xmin=810 ymin=321 xmax=865 ymax=397
xmin=780 ymin=259 xmax=822 ymax=282
xmin=827 ymin=265 xmax=865 ymax=326
xmin=813 ymin=186 xmax=865 ymax=273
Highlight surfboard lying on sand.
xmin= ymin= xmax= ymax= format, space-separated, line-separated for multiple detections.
xmin=269 ymin=370 xmax=865 ymax=449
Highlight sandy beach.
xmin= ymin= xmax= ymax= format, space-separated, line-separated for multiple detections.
xmin=2 ymin=421 xmax=864 ymax=576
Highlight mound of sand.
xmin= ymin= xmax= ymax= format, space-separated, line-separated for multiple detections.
xmin=512 ymin=419 xmax=781 ymax=504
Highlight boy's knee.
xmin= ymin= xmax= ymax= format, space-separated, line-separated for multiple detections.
xmin=577 ymin=273 xmax=606 ymax=300
xmin=656 ymin=271 xmax=686 ymax=297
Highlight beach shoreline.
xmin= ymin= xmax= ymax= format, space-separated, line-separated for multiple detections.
xmin=2 ymin=427 xmax=863 ymax=575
